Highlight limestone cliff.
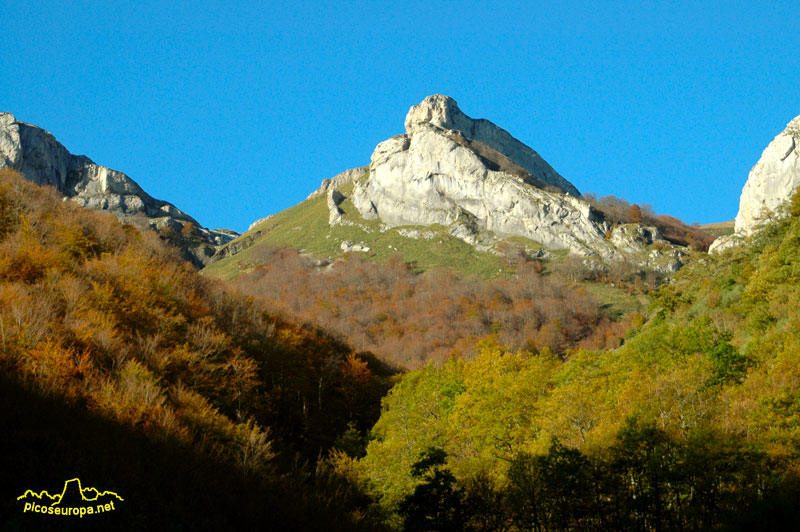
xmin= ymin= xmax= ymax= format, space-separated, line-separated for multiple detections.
xmin=297 ymin=95 xmax=684 ymax=270
xmin=350 ymin=125 xmax=611 ymax=256
xmin=0 ymin=112 xmax=236 ymax=266
xmin=351 ymin=95 xmax=672 ymax=262
xmin=710 ymin=114 xmax=800 ymax=253
xmin=403 ymin=95 xmax=580 ymax=196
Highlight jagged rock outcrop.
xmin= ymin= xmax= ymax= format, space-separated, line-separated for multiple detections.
xmin=305 ymin=95 xmax=685 ymax=266
xmin=327 ymin=189 xmax=345 ymax=225
xmin=610 ymin=225 xmax=683 ymax=273
xmin=351 ymin=123 xmax=612 ymax=256
xmin=307 ymin=167 xmax=368 ymax=199
xmin=610 ymin=224 xmax=662 ymax=254
xmin=211 ymin=228 xmax=265 ymax=262
xmin=710 ymin=114 xmax=800 ymax=253
xmin=0 ymin=112 xmax=236 ymax=266
xmin=736 ymin=115 xmax=800 ymax=234
xmin=346 ymin=95 xmax=619 ymax=258
xmin=218 ymin=94 xmax=685 ymax=272
xmin=340 ymin=240 xmax=371 ymax=253
xmin=403 ymin=95 xmax=580 ymax=196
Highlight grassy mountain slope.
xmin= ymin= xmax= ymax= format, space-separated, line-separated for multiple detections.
xmin=204 ymin=181 xmax=678 ymax=371
xmin=203 ymin=183 xmax=672 ymax=337
xmin=204 ymin=182 xmax=512 ymax=280
xmin=0 ymin=169 xmax=389 ymax=531
xmin=699 ymin=219 xmax=736 ymax=239
xmin=206 ymin=182 xmax=710 ymax=283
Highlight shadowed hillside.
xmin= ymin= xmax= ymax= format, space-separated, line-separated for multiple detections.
xmin=0 ymin=169 xmax=390 ymax=531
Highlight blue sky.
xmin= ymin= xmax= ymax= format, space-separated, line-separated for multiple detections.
xmin=2 ymin=1 xmax=799 ymax=232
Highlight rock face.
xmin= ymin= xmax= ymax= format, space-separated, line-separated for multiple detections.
xmin=352 ymin=125 xmax=611 ymax=256
xmin=327 ymin=189 xmax=346 ymax=225
xmin=307 ymin=167 xmax=368 ymax=199
xmin=212 ymin=94 xmax=687 ymax=274
xmin=348 ymin=95 xmax=618 ymax=258
xmin=0 ymin=112 xmax=236 ymax=266
xmin=403 ymin=95 xmax=580 ymax=196
xmin=710 ymin=114 xmax=800 ymax=253
xmin=297 ymin=94 xmax=682 ymax=269
xmin=736 ymin=115 xmax=800 ymax=234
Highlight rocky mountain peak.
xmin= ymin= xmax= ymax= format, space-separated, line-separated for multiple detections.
xmin=787 ymin=114 xmax=800 ymax=135
xmin=735 ymin=114 xmax=800 ymax=234
xmin=313 ymin=95 xmax=684 ymax=269
xmin=404 ymin=94 xmax=466 ymax=133
xmin=0 ymin=112 xmax=236 ymax=266
xmin=403 ymin=95 xmax=580 ymax=197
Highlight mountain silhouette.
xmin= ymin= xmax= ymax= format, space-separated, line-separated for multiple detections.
xmin=17 ymin=478 xmax=123 ymax=507
xmin=55 ymin=478 xmax=86 ymax=506
xmin=15 ymin=489 xmax=58 ymax=505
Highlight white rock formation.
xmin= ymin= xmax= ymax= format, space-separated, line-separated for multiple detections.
xmin=403 ymin=95 xmax=580 ymax=196
xmin=340 ymin=240 xmax=371 ymax=253
xmin=353 ymin=126 xmax=614 ymax=256
xmin=248 ymin=214 xmax=274 ymax=231
xmin=219 ymin=94 xmax=685 ymax=270
xmin=308 ymin=167 xmax=368 ymax=199
xmin=736 ymin=115 xmax=800 ymax=234
xmin=327 ymin=189 xmax=345 ymax=225
xmin=293 ymin=94 xmax=687 ymax=267
xmin=0 ymin=112 xmax=236 ymax=265
xmin=710 ymin=114 xmax=800 ymax=253
xmin=609 ymin=224 xmax=663 ymax=254
xmin=707 ymin=232 xmax=744 ymax=254
xmin=347 ymin=95 xmax=623 ymax=258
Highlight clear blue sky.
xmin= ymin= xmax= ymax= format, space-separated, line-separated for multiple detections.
xmin=2 ymin=1 xmax=799 ymax=232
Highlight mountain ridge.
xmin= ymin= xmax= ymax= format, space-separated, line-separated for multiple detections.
xmin=402 ymin=94 xmax=581 ymax=196
xmin=210 ymin=95 xmax=688 ymax=278
xmin=0 ymin=112 xmax=237 ymax=266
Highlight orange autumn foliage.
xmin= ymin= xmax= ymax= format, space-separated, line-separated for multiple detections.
xmin=234 ymin=248 xmax=631 ymax=369
xmin=0 ymin=169 xmax=390 ymax=472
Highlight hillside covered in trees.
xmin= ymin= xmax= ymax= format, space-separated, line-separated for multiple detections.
xmin=232 ymin=249 xmax=639 ymax=368
xmin=209 ymin=190 xmax=709 ymax=371
xmin=348 ymin=191 xmax=800 ymax=531
xmin=0 ymin=169 xmax=391 ymax=530
xmin=581 ymin=194 xmax=714 ymax=251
